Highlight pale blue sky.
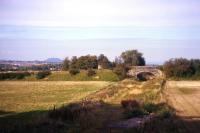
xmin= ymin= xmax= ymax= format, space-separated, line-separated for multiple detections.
xmin=0 ymin=0 xmax=200 ymax=64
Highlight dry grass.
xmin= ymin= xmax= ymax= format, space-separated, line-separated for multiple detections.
xmin=0 ymin=79 xmax=174 ymax=133
xmin=0 ymin=81 xmax=110 ymax=113
xmin=87 ymin=78 xmax=162 ymax=104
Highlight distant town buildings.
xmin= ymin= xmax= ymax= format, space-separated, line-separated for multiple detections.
xmin=0 ymin=60 xmax=62 ymax=71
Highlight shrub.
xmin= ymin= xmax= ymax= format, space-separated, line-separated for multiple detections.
xmin=158 ymin=108 xmax=172 ymax=119
xmin=113 ymin=64 xmax=129 ymax=80
xmin=16 ymin=73 xmax=25 ymax=79
xmin=87 ymin=69 xmax=96 ymax=77
xmin=143 ymin=103 xmax=158 ymax=113
xmin=48 ymin=103 xmax=91 ymax=122
xmin=125 ymin=108 xmax=148 ymax=118
xmin=69 ymin=68 xmax=80 ymax=75
xmin=121 ymin=100 xmax=148 ymax=118
xmin=0 ymin=72 xmax=31 ymax=80
xmin=36 ymin=71 xmax=51 ymax=79
xmin=121 ymin=100 xmax=174 ymax=119
xmin=48 ymin=101 xmax=98 ymax=131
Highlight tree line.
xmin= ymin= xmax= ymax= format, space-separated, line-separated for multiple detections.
xmin=62 ymin=50 xmax=146 ymax=78
xmin=163 ymin=58 xmax=200 ymax=79
xmin=63 ymin=50 xmax=145 ymax=70
xmin=0 ymin=72 xmax=31 ymax=80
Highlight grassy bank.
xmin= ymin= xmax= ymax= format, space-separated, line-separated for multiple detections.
xmin=24 ymin=69 xmax=119 ymax=82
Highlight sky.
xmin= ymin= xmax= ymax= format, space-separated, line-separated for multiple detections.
xmin=0 ymin=0 xmax=200 ymax=64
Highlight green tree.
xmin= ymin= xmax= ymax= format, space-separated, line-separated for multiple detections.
xmin=77 ymin=55 xmax=98 ymax=69
xmin=191 ymin=59 xmax=200 ymax=76
xmin=163 ymin=58 xmax=195 ymax=78
xmin=62 ymin=57 xmax=70 ymax=71
xmin=120 ymin=50 xmax=145 ymax=66
xmin=113 ymin=64 xmax=129 ymax=80
xmin=69 ymin=68 xmax=80 ymax=75
xmin=97 ymin=54 xmax=111 ymax=69
xmin=70 ymin=56 xmax=78 ymax=69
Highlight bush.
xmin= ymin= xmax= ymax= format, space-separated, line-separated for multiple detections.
xmin=113 ymin=64 xmax=129 ymax=80
xmin=16 ymin=73 xmax=25 ymax=79
xmin=87 ymin=69 xmax=96 ymax=77
xmin=0 ymin=72 xmax=31 ymax=80
xmin=69 ymin=68 xmax=80 ymax=75
xmin=36 ymin=71 xmax=51 ymax=79
xmin=121 ymin=100 xmax=148 ymax=118
xmin=125 ymin=108 xmax=148 ymax=118
xmin=143 ymin=103 xmax=158 ymax=113
xmin=158 ymin=108 xmax=172 ymax=119
xmin=48 ymin=101 xmax=96 ymax=131
xmin=121 ymin=100 xmax=174 ymax=119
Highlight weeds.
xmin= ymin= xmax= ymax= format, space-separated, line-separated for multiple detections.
xmin=121 ymin=99 xmax=174 ymax=120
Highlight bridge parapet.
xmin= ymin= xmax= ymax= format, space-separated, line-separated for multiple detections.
xmin=128 ymin=66 xmax=162 ymax=78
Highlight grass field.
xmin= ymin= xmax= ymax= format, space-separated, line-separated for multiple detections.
xmin=0 ymin=79 xmax=164 ymax=132
xmin=0 ymin=79 xmax=188 ymax=133
xmin=0 ymin=81 xmax=111 ymax=113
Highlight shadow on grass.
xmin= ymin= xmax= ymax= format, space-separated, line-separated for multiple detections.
xmin=0 ymin=110 xmax=49 ymax=133
xmin=0 ymin=110 xmax=14 ymax=116
xmin=130 ymin=116 xmax=200 ymax=133
xmin=0 ymin=101 xmax=200 ymax=133
xmin=0 ymin=101 xmax=124 ymax=133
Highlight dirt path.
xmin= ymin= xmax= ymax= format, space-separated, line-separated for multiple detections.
xmin=164 ymin=81 xmax=200 ymax=133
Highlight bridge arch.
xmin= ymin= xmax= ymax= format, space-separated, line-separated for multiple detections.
xmin=136 ymin=71 xmax=155 ymax=81
xmin=127 ymin=66 xmax=163 ymax=80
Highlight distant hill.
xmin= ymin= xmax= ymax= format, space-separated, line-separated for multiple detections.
xmin=45 ymin=58 xmax=62 ymax=63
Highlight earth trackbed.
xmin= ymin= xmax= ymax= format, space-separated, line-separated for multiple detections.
xmin=164 ymin=81 xmax=200 ymax=133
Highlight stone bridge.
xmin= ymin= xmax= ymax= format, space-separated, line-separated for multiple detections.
xmin=128 ymin=66 xmax=163 ymax=79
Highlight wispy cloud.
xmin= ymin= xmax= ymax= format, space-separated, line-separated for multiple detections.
xmin=1 ymin=0 xmax=200 ymax=27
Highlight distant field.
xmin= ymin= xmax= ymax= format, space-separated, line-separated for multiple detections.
xmin=165 ymin=81 xmax=200 ymax=117
xmin=24 ymin=70 xmax=119 ymax=81
xmin=165 ymin=81 xmax=200 ymax=132
xmin=0 ymin=81 xmax=111 ymax=113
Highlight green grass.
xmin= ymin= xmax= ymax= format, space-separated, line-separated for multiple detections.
xmin=24 ymin=69 xmax=119 ymax=82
